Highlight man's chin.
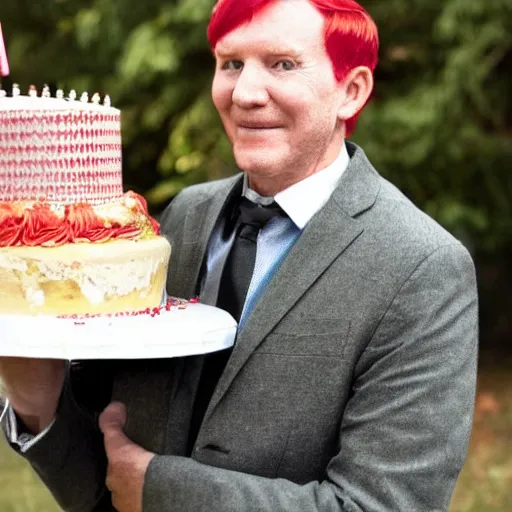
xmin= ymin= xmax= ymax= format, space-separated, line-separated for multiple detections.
xmin=234 ymin=152 xmax=284 ymax=176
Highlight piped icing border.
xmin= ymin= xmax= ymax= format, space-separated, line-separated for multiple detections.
xmin=0 ymin=191 xmax=159 ymax=247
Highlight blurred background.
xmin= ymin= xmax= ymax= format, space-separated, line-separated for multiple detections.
xmin=0 ymin=0 xmax=511 ymax=510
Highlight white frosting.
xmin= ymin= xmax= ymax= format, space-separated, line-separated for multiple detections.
xmin=0 ymin=95 xmax=123 ymax=205
xmin=93 ymin=202 xmax=135 ymax=226
xmin=25 ymin=287 xmax=45 ymax=307
xmin=0 ymin=254 xmax=28 ymax=272
xmin=0 ymin=95 xmax=120 ymax=114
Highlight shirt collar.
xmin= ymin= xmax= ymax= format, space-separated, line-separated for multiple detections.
xmin=242 ymin=143 xmax=350 ymax=229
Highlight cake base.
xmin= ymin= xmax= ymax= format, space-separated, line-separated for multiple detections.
xmin=0 ymin=237 xmax=171 ymax=315
xmin=0 ymin=300 xmax=237 ymax=359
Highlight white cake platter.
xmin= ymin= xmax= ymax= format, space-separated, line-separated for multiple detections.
xmin=0 ymin=298 xmax=237 ymax=360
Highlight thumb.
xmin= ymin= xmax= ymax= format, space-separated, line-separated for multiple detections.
xmin=99 ymin=401 xmax=127 ymax=432
xmin=99 ymin=402 xmax=130 ymax=453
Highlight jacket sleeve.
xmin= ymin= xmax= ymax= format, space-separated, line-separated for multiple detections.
xmin=142 ymin=243 xmax=478 ymax=512
xmin=6 ymin=374 xmax=112 ymax=512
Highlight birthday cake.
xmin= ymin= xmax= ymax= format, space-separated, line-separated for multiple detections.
xmin=0 ymin=88 xmax=171 ymax=315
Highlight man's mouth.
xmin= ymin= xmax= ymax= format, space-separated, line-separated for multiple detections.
xmin=238 ymin=124 xmax=281 ymax=130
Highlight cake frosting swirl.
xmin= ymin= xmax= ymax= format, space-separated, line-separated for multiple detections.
xmin=0 ymin=191 xmax=159 ymax=247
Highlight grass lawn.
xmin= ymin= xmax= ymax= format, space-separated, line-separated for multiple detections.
xmin=0 ymin=439 xmax=59 ymax=512
xmin=1 ymin=356 xmax=511 ymax=511
xmin=449 ymin=355 xmax=512 ymax=511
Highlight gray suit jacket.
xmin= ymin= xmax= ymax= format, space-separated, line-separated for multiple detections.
xmin=14 ymin=142 xmax=478 ymax=512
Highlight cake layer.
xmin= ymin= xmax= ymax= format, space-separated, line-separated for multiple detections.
xmin=0 ymin=237 xmax=171 ymax=315
xmin=0 ymin=96 xmax=123 ymax=205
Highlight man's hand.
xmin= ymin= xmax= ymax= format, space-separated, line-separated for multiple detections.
xmin=0 ymin=357 xmax=66 ymax=433
xmin=99 ymin=402 xmax=155 ymax=512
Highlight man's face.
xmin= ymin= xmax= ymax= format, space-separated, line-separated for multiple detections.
xmin=212 ymin=0 xmax=347 ymax=193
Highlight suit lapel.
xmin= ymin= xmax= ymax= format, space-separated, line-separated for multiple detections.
xmin=168 ymin=175 xmax=243 ymax=300
xmin=204 ymin=143 xmax=381 ymax=420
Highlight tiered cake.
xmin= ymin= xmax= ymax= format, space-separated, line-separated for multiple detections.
xmin=0 ymin=89 xmax=171 ymax=315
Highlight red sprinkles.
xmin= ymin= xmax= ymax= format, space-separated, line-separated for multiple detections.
xmin=58 ymin=297 xmax=196 ymax=322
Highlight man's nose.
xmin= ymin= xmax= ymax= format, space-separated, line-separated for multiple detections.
xmin=232 ymin=65 xmax=269 ymax=108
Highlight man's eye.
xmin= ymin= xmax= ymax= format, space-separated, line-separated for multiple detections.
xmin=221 ymin=60 xmax=243 ymax=71
xmin=274 ymin=60 xmax=296 ymax=71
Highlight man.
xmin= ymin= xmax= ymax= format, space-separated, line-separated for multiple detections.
xmin=0 ymin=0 xmax=478 ymax=511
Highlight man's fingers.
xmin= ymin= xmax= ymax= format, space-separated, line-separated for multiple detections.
xmin=99 ymin=401 xmax=153 ymax=512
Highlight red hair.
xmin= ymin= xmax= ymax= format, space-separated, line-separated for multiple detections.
xmin=207 ymin=0 xmax=379 ymax=136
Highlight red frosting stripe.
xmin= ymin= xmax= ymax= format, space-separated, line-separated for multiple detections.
xmin=0 ymin=203 xmax=23 ymax=246
xmin=21 ymin=204 xmax=72 ymax=247
xmin=0 ymin=192 xmax=160 ymax=248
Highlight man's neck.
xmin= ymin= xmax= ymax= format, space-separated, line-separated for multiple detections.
xmin=245 ymin=141 xmax=346 ymax=196
xmin=247 ymin=173 xmax=307 ymax=198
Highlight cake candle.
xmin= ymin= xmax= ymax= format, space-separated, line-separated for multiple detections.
xmin=0 ymin=23 xmax=9 ymax=77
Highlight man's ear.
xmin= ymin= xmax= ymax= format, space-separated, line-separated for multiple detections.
xmin=336 ymin=66 xmax=374 ymax=122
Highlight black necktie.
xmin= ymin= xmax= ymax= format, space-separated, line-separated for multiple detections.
xmin=216 ymin=197 xmax=285 ymax=322
xmin=187 ymin=198 xmax=285 ymax=454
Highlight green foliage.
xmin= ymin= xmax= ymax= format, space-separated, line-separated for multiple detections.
xmin=0 ymin=0 xmax=511 ymax=252
xmin=358 ymin=0 xmax=512 ymax=253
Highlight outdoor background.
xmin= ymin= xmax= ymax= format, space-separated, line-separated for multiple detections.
xmin=0 ymin=0 xmax=511 ymax=510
